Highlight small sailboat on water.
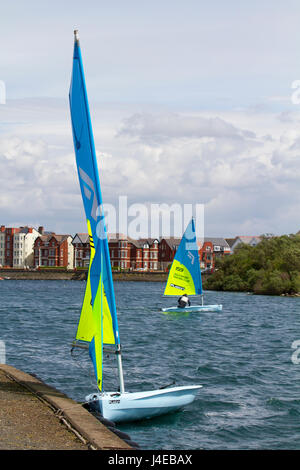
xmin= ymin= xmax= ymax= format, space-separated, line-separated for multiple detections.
xmin=161 ymin=218 xmax=222 ymax=313
xmin=69 ymin=30 xmax=201 ymax=423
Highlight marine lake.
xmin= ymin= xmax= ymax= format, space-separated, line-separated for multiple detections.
xmin=1 ymin=280 xmax=300 ymax=450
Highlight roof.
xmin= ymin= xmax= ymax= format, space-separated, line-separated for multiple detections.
xmin=197 ymin=237 xmax=230 ymax=249
xmin=225 ymin=238 xmax=237 ymax=248
xmin=107 ymin=233 xmax=128 ymax=242
xmin=72 ymin=233 xmax=89 ymax=244
xmin=234 ymin=236 xmax=262 ymax=244
xmin=36 ymin=234 xmax=71 ymax=244
xmin=160 ymin=237 xmax=181 ymax=249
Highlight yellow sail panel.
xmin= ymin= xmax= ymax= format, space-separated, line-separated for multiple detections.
xmin=102 ymin=286 xmax=115 ymax=345
xmin=75 ymin=219 xmax=95 ymax=342
xmin=91 ymin=280 xmax=103 ymax=390
xmin=75 ymin=270 xmax=94 ymax=341
xmin=164 ymin=259 xmax=196 ymax=296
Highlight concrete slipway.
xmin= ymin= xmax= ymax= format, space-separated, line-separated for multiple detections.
xmin=0 ymin=364 xmax=132 ymax=450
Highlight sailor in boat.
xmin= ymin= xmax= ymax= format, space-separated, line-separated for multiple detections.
xmin=178 ymin=294 xmax=191 ymax=308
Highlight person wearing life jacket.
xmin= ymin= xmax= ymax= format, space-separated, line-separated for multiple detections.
xmin=178 ymin=294 xmax=191 ymax=308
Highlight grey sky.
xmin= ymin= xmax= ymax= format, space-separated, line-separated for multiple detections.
xmin=1 ymin=1 xmax=300 ymax=237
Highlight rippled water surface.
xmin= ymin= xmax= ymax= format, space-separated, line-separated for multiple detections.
xmin=1 ymin=280 xmax=300 ymax=449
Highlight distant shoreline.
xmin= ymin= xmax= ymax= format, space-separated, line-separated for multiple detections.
xmin=0 ymin=269 xmax=213 ymax=284
xmin=0 ymin=269 xmax=169 ymax=282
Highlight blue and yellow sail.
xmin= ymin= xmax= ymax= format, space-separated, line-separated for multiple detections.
xmin=164 ymin=218 xmax=202 ymax=296
xmin=69 ymin=31 xmax=120 ymax=391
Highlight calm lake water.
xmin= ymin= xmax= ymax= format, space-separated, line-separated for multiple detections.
xmin=1 ymin=279 xmax=300 ymax=450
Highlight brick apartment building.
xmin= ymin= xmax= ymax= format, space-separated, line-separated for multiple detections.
xmin=158 ymin=237 xmax=181 ymax=271
xmin=72 ymin=233 xmax=160 ymax=271
xmin=0 ymin=225 xmax=41 ymax=268
xmin=34 ymin=228 xmax=74 ymax=269
xmin=130 ymin=238 xmax=159 ymax=271
xmin=158 ymin=236 xmax=231 ymax=272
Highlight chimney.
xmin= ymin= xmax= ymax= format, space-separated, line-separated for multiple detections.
xmin=38 ymin=226 xmax=44 ymax=235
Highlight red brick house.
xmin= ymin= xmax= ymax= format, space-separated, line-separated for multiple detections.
xmin=108 ymin=234 xmax=132 ymax=270
xmin=70 ymin=233 xmax=160 ymax=271
xmin=198 ymin=238 xmax=231 ymax=271
xmin=108 ymin=235 xmax=159 ymax=271
xmin=158 ymin=236 xmax=231 ymax=272
xmin=159 ymin=237 xmax=181 ymax=271
xmin=34 ymin=233 xmax=74 ymax=268
xmin=131 ymin=238 xmax=159 ymax=271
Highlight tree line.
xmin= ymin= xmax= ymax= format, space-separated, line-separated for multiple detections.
xmin=203 ymin=233 xmax=300 ymax=295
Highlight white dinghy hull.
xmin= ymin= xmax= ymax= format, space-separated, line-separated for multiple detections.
xmin=86 ymin=385 xmax=202 ymax=423
xmin=162 ymin=304 xmax=222 ymax=313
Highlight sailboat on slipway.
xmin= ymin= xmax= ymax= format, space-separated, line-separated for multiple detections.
xmin=69 ymin=30 xmax=201 ymax=423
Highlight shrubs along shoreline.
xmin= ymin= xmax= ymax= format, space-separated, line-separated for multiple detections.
xmin=203 ymin=233 xmax=300 ymax=296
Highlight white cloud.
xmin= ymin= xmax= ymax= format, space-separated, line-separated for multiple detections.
xmin=1 ymin=98 xmax=300 ymax=237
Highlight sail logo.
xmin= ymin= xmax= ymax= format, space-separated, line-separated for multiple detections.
xmin=170 ymin=283 xmax=184 ymax=290
xmin=79 ymin=167 xmax=99 ymax=222
xmin=0 ymin=81 xmax=5 ymax=104
xmin=187 ymin=251 xmax=194 ymax=264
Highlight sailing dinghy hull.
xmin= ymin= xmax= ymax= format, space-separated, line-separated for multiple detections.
xmin=162 ymin=304 xmax=222 ymax=313
xmin=86 ymin=385 xmax=202 ymax=423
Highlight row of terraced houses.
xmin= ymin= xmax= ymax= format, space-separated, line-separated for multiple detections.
xmin=0 ymin=225 xmax=263 ymax=271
